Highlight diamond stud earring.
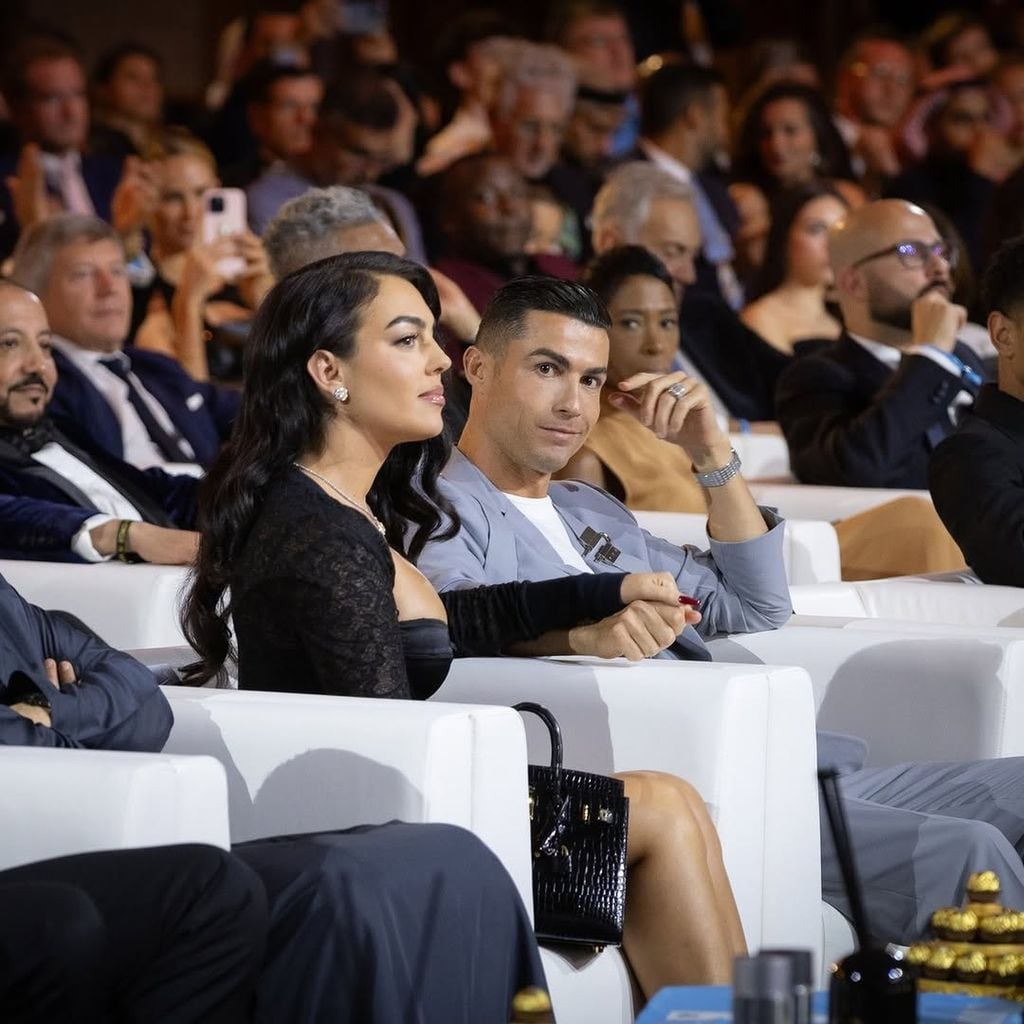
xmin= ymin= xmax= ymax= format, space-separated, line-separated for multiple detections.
xmin=333 ymin=386 xmax=350 ymax=402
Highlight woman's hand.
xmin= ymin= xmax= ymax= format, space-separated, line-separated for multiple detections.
xmin=235 ymin=231 xmax=275 ymax=306
xmin=5 ymin=143 xmax=55 ymax=231
xmin=177 ymin=238 xmax=233 ymax=305
xmin=608 ymin=372 xmax=731 ymax=471
xmin=111 ymin=156 xmax=160 ymax=239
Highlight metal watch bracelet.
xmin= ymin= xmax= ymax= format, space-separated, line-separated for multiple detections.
xmin=693 ymin=448 xmax=742 ymax=487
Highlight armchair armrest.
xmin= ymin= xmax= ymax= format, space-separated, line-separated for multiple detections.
xmin=633 ymin=511 xmax=841 ymax=583
xmin=0 ymin=559 xmax=189 ymax=648
xmin=709 ymin=625 xmax=1024 ymax=765
xmin=0 ymin=747 xmax=229 ymax=871
xmin=159 ymin=687 xmax=534 ymax=914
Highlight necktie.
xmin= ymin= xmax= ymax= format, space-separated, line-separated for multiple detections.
xmin=98 ymin=356 xmax=190 ymax=462
xmin=54 ymin=152 xmax=95 ymax=216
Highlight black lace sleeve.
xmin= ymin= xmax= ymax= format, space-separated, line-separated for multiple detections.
xmin=232 ymin=472 xmax=412 ymax=699
xmin=441 ymin=573 xmax=626 ymax=656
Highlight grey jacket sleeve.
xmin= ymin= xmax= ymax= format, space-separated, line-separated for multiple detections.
xmin=640 ymin=508 xmax=793 ymax=635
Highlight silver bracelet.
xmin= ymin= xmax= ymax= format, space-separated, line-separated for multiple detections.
xmin=693 ymin=449 xmax=742 ymax=488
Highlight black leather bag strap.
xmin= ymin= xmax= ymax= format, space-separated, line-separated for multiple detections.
xmin=512 ymin=701 xmax=563 ymax=771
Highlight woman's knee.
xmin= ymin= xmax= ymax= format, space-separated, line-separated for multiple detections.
xmin=621 ymin=771 xmax=707 ymax=848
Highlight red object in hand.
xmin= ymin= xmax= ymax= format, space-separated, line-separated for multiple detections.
xmin=678 ymin=595 xmax=701 ymax=609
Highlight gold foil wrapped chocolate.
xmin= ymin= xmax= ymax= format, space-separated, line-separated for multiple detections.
xmin=930 ymin=907 xmax=958 ymax=934
xmin=905 ymin=944 xmax=933 ymax=968
xmin=954 ymin=951 xmax=988 ymax=982
xmin=987 ymin=954 xmax=1022 ymax=984
xmin=979 ymin=913 xmax=1017 ymax=942
xmin=924 ymin=947 xmax=957 ymax=979
xmin=968 ymin=871 xmax=1002 ymax=901
xmin=937 ymin=909 xmax=979 ymax=941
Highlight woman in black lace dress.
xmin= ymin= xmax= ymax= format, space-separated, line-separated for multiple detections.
xmin=184 ymin=252 xmax=747 ymax=1005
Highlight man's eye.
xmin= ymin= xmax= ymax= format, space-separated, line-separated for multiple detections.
xmin=661 ymin=318 xmax=678 ymax=329
xmin=536 ymin=363 xmax=555 ymax=375
xmin=581 ymin=376 xmax=603 ymax=389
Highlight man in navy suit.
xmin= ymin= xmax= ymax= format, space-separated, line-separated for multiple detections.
xmin=0 ymin=280 xmax=199 ymax=562
xmin=11 ymin=215 xmax=239 ymax=470
xmin=776 ymin=199 xmax=986 ymax=488
xmin=0 ymin=35 xmax=130 ymax=262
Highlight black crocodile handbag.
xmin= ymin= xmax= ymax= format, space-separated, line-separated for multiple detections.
xmin=513 ymin=702 xmax=629 ymax=948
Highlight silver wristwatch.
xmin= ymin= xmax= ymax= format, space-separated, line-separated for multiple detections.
xmin=694 ymin=449 xmax=742 ymax=487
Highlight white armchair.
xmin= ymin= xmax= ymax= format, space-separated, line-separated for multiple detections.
xmin=748 ymin=484 xmax=929 ymax=522
xmin=0 ymin=746 xmax=229 ymax=871
xmin=633 ymin=511 xmax=841 ymax=584
xmin=709 ymin=624 xmax=1024 ymax=765
xmin=0 ymin=560 xmax=189 ymax=648
xmin=156 ymin=660 xmax=822 ymax=1024
xmin=729 ymin=431 xmax=792 ymax=481
xmin=789 ymin=578 xmax=1024 ymax=626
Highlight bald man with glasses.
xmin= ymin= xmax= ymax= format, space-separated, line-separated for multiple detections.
xmin=775 ymin=198 xmax=987 ymax=488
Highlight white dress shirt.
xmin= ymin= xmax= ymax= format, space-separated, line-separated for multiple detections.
xmin=31 ymin=441 xmax=143 ymax=561
xmin=51 ymin=337 xmax=196 ymax=470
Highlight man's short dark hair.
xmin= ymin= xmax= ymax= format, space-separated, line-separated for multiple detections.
xmin=242 ymin=60 xmax=318 ymax=106
xmin=2 ymin=33 xmax=83 ymax=105
xmin=320 ymin=69 xmax=398 ymax=131
xmin=476 ymin=276 xmax=611 ymax=355
xmin=93 ymin=42 xmax=163 ymax=87
xmin=640 ymin=63 xmax=725 ymax=139
xmin=982 ymin=237 xmax=1024 ymax=319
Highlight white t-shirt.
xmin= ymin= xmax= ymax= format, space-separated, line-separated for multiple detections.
xmin=503 ymin=493 xmax=593 ymax=574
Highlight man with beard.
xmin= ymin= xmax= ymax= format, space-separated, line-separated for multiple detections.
xmin=775 ymin=199 xmax=986 ymax=488
xmin=0 ymin=281 xmax=198 ymax=562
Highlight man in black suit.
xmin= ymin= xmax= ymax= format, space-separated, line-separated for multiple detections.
xmin=11 ymin=215 xmax=239 ymax=470
xmin=0 ymin=280 xmax=199 ymax=563
xmin=776 ymin=198 xmax=986 ymax=488
xmin=930 ymin=237 xmax=1024 ymax=585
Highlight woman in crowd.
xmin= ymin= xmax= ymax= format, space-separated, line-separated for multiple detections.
xmin=131 ymin=132 xmax=274 ymax=381
xmin=559 ymin=245 xmax=707 ymax=509
xmin=733 ymin=82 xmax=865 ymax=207
xmin=740 ymin=183 xmax=849 ymax=355
xmin=183 ymin=251 xmax=747 ymax=998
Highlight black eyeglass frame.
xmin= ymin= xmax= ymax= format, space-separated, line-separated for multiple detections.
xmin=852 ymin=239 xmax=958 ymax=270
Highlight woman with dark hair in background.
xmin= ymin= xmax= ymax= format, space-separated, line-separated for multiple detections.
xmin=183 ymin=249 xmax=749 ymax=1000
xmin=740 ymin=183 xmax=849 ymax=355
xmin=733 ymin=82 xmax=865 ymax=208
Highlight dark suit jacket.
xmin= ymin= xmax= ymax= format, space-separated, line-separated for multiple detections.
xmin=0 ymin=426 xmax=198 ymax=562
xmin=929 ymin=384 xmax=1024 ymax=586
xmin=49 ymin=348 xmax=240 ymax=469
xmin=0 ymin=150 xmax=122 ymax=261
xmin=679 ymin=292 xmax=791 ymax=422
xmin=0 ymin=574 xmax=171 ymax=749
xmin=776 ymin=331 xmax=985 ymax=488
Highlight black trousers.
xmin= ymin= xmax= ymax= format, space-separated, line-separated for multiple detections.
xmin=236 ymin=822 xmax=546 ymax=1024
xmin=0 ymin=844 xmax=267 ymax=1024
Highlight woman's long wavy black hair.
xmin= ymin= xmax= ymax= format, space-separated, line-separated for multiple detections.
xmin=750 ymin=182 xmax=848 ymax=300
xmin=733 ymin=81 xmax=856 ymax=193
xmin=181 ymin=250 xmax=458 ymax=685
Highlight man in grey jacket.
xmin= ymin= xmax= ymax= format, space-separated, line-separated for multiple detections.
xmin=417 ymin=275 xmax=792 ymax=658
xmin=417 ymin=275 xmax=1024 ymax=946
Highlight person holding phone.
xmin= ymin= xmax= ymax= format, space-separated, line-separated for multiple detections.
xmin=132 ymin=131 xmax=274 ymax=381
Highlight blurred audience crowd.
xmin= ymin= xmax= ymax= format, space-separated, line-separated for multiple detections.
xmin=1 ymin=0 xmax=1024 ymax=581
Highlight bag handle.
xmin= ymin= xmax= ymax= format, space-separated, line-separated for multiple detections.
xmin=513 ymin=702 xmax=563 ymax=772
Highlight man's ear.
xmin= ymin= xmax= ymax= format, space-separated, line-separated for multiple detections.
xmin=593 ymin=223 xmax=621 ymax=255
xmin=306 ymin=348 xmax=346 ymax=397
xmin=989 ymin=310 xmax=1017 ymax=360
xmin=836 ymin=264 xmax=864 ymax=302
xmin=462 ymin=344 xmax=489 ymax=386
